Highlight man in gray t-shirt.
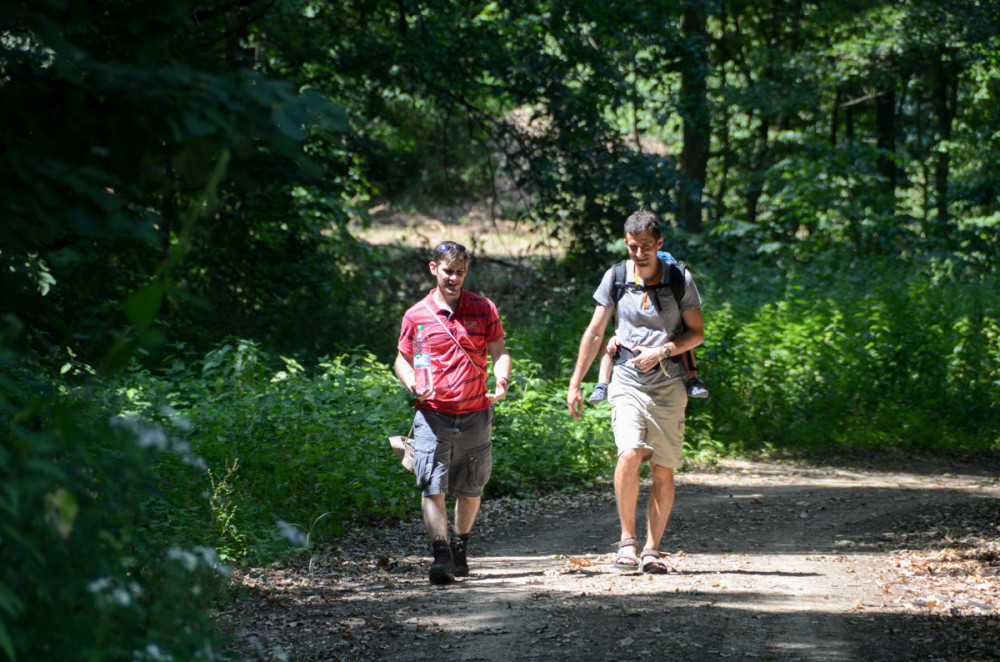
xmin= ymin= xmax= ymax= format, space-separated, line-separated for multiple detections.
xmin=592 ymin=258 xmax=703 ymax=388
xmin=567 ymin=209 xmax=705 ymax=574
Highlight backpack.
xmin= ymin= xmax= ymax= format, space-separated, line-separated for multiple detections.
xmin=610 ymin=251 xmax=692 ymax=367
xmin=610 ymin=251 xmax=687 ymax=315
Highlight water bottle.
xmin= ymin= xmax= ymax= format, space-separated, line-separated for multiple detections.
xmin=413 ymin=324 xmax=434 ymax=394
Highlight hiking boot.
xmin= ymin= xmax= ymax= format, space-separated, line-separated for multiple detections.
xmin=687 ymin=377 xmax=709 ymax=399
xmin=450 ymin=533 xmax=470 ymax=577
xmin=429 ymin=539 xmax=455 ymax=585
xmin=588 ymin=383 xmax=609 ymax=404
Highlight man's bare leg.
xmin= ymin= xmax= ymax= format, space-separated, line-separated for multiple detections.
xmin=644 ymin=463 xmax=675 ymax=551
xmin=454 ymin=495 xmax=481 ymax=535
xmin=613 ymin=449 xmax=644 ymax=567
xmin=422 ymin=493 xmax=450 ymax=543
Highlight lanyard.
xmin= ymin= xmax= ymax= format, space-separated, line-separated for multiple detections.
xmin=633 ymin=263 xmax=661 ymax=311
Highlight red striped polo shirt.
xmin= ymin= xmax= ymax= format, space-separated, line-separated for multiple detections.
xmin=398 ymin=289 xmax=505 ymax=414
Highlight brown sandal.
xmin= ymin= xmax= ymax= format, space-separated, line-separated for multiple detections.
xmin=640 ymin=548 xmax=668 ymax=574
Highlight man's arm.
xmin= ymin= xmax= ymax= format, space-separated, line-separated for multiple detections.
xmin=567 ymin=305 xmax=614 ymax=419
xmin=628 ymin=308 xmax=705 ymax=373
xmin=674 ymin=308 xmax=705 ymax=354
xmin=485 ymin=337 xmax=512 ymax=403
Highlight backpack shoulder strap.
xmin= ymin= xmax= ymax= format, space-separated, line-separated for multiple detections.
xmin=611 ymin=259 xmax=629 ymax=303
xmin=668 ymin=261 xmax=687 ymax=310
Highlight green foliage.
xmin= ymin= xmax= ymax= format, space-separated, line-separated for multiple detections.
xmin=490 ymin=359 xmax=615 ymax=493
xmin=1 ymin=0 xmax=353 ymax=365
xmin=0 ymin=350 xmax=226 ymax=662
xmin=131 ymin=253 xmax=1000 ymax=566
xmin=121 ymin=343 xmax=420 ymax=560
xmin=699 ymin=256 xmax=1000 ymax=453
xmin=4 ymin=2 xmax=1000 ymax=657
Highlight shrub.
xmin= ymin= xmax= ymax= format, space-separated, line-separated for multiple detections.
xmin=135 ymin=344 xmax=422 ymax=561
xmin=699 ymin=256 xmax=1000 ymax=453
xmin=0 ymin=351 xmax=225 ymax=662
xmin=489 ymin=359 xmax=616 ymax=494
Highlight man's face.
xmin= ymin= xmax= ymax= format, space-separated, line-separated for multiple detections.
xmin=430 ymin=258 xmax=468 ymax=298
xmin=625 ymin=230 xmax=663 ymax=268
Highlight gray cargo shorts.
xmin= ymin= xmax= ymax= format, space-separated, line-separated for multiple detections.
xmin=411 ymin=408 xmax=493 ymax=498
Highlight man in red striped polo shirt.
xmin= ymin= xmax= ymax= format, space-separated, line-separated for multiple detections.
xmin=394 ymin=241 xmax=512 ymax=584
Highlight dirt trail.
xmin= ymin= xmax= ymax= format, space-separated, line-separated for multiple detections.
xmin=220 ymin=459 xmax=999 ymax=661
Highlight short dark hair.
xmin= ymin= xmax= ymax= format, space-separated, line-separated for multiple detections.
xmin=432 ymin=241 xmax=469 ymax=265
xmin=623 ymin=209 xmax=661 ymax=239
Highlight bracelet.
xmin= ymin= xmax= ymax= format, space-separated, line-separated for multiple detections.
xmin=498 ymin=377 xmax=510 ymax=389
xmin=656 ymin=346 xmax=665 ymax=361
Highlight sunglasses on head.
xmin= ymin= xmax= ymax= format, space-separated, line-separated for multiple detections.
xmin=436 ymin=242 xmax=466 ymax=253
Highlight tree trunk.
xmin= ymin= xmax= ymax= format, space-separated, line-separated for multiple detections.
xmin=677 ymin=4 xmax=709 ymax=235
xmin=831 ymin=87 xmax=841 ymax=145
xmin=225 ymin=9 xmax=255 ymax=68
xmin=713 ymin=66 xmax=731 ymax=221
xmin=745 ymin=119 xmax=769 ymax=227
xmin=846 ymin=101 xmax=855 ymax=142
xmin=933 ymin=48 xmax=957 ymax=229
xmin=875 ymin=84 xmax=897 ymax=203
xmin=914 ymin=85 xmax=932 ymax=233
xmin=712 ymin=5 xmax=732 ymax=221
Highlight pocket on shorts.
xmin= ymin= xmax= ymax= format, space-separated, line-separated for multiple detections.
xmin=466 ymin=445 xmax=492 ymax=490
xmin=412 ymin=448 xmax=435 ymax=489
xmin=411 ymin=412 xmax=437 ymax=488
xmin=473 ymin=409 xmax=494 ymax=487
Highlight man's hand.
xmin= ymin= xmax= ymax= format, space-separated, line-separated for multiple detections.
xmin=412 ymin=382 xmax=434 ymax=401
xmin=396 ymin=352 xmax=434 ymax=401
xmin=486 ymin=379 xmax=509 ymax=403
xmin=605 ymin=336 xmax=620 ymax=356
xmin=567 ymin=384 xmax=584 ymax=419
xmin=629 ymin=345 xmax=663 ymax=373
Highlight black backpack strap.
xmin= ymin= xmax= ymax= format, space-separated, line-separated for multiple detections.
xmin=614 ymin=258 xmax=683 ymax=313
xmin=668 ymin=262 xmax=686 ymax=310
xmin=611 ymin=257 xmax=698 ymax=373
xmin=668 ymin=262 xmax=698 ymax=372
xmin=611 ymin=260 xmax=628 ymax=304
xmin=609 ymin=260 xmax=629 ymax=362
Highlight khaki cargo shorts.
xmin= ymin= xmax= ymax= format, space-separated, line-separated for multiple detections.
xmin=608 ymin=379 xmax=687 ymax=469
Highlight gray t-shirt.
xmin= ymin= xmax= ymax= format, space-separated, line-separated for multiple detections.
xmin=593 ymin=260 xmax=703 ymax=388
